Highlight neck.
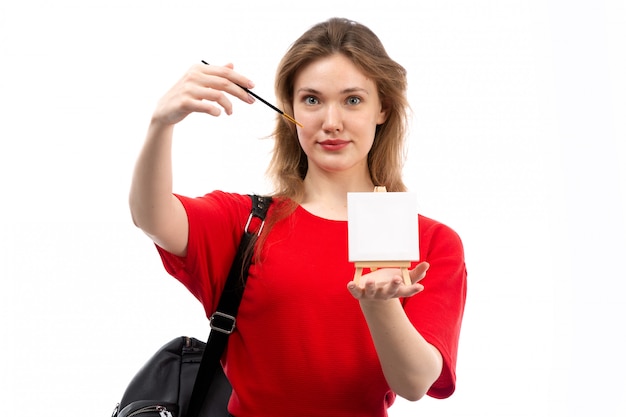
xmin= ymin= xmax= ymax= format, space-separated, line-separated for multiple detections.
xmin=300 ymin=167 xmax=375 ymax=220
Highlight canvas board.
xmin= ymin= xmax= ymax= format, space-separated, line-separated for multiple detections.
xmin=347 ymin=192 xmax=419 ymax=262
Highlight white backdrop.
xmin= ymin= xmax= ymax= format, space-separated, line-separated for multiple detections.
xmin=1 ymin=1 xmax=625 ymax=416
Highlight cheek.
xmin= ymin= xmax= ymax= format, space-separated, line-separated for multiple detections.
xmin=296 ymin=128 xmax=313 ymax=152
xmin=295 ymin=118 xmax=317 ymax=145
xmin=294 ymin=108 xmax=316 ymax=128
xmin=359 ymin=119 xmax=379 ymax=143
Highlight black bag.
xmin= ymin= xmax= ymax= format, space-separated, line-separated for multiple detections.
xmin=112 ymin=337 xmax=230 ymax=417
xmin=112 ymin=195 xmax=272 ymax=417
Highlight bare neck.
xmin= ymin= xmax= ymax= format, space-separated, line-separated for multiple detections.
xmin=300 ymin=169 xmax=375 ymax=221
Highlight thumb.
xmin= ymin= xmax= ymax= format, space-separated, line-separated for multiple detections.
xmin=410 ymin=262 xmax=430 ymax=284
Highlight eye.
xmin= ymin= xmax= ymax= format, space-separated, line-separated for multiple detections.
xmin=304 ymin=96 xmax=319 ymax=105
xmin=346 ymin=96 xmax=361 ymax=105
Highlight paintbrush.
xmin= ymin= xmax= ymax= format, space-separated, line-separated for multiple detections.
xmin=201 ymin=60 xmax=302 ymax=127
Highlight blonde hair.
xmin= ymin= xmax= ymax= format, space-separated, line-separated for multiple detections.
xmin=267 ymin=17 xmax=410 ymax=203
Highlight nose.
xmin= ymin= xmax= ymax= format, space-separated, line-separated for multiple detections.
xmin=321 ymin=104 xmax=343 ymax=133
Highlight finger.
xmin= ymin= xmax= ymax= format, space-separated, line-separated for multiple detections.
xmin=203 ymin=75 xmax=255 ymax=106
xmin=409 ymin=262 xmax=430 ymax=284
xmin=347 ymin=281 xmax=362 ymax=299
xmin=387 ymin=275 xmax=403 ymax=294
xmin=196 ymin=100 xmax=227 ymax=117
xmin=170 ymin=85 xmax=231 ymax=117
xmin=399 ymin=283 xmax=424 ymax=298
xmin=198 ymin=63 xmax=256 ymax=104
xmin=195 ymin=85 xmax=236 ymax=115
xmin=364 ymin=278 xmax=377 ymax=297
xmin=221 ymin=62 xmax=255 ymax=89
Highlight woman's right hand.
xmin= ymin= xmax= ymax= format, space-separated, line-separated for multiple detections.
xmin=130 ymin=62 xmax=255 ymax=256
xmin=151 ymin=62 xmax=256 ymax=127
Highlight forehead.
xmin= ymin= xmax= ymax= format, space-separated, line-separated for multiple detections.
xmin=293 ymin=54 xmax=375 ymax=92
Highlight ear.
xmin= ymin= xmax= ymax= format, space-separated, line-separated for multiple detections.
xmin=376 ymin=100 xmax=390 ymax=125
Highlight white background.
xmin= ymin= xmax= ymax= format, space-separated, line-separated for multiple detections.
xmin=1 ymin=1 xmax=625 ymax=416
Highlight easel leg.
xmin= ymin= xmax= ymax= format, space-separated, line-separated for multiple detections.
xmin=401 ymin=268 xmax=411 ymax=286
xmin=354 ymin=265 xmax=412 ymax=286
xmin=353 ymin=267 xmax=364 ymax=285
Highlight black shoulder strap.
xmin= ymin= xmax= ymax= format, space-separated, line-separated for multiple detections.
xmin=186 ymin=194 xmax=272 ymax=417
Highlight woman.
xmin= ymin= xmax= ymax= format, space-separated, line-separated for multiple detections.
xmin=129 ymin=17 xmax=466 ymax=417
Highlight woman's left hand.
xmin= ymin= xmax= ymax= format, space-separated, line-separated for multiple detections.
xmin=347 ymin=262 xmax=430 ymax=300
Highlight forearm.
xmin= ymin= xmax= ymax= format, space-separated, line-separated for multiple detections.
xmin=360 ymin=299 xmax=443 ymax=401
xmin=129 ymin=120 xmax=177 ymax=236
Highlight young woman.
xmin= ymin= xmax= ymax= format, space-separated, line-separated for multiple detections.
xmin=129 ymin=17 xmax=467 ymax=417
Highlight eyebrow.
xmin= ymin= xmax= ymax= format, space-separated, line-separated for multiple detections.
xmin=296 ymin=87 xmax=370 ymax=96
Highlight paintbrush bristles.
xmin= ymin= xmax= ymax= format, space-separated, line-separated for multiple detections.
xmin=283 ymin=114 xmax=304 ymax=128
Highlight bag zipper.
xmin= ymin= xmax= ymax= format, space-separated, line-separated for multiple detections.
xmin=127 ymin=405 xmax=173 ymax=417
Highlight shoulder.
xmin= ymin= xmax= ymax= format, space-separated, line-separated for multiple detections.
xmin=177 ymin=190 xmax=251 ymax=209
xmin=419 ymin=214 xmax=463 ymax=245
xmin=418 ymin=214 xmax=465 ymax=262
xmin=175 ymin=191 xmax=253 ymax=221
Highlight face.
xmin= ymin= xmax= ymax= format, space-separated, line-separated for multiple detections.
xmin=292 ymin=54 xmax=387 ymax=178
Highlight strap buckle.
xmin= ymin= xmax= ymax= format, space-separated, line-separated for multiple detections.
xmin=210 ymin=311 xmax=237 ymax=334
xmin=244 ymin=212 xmax=266 ymax=236
xmin=244 ymin=195 xmax=271 ymax=235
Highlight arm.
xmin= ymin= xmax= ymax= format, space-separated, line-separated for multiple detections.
xmin=347 ymin=263 xmax=443 ymax=401
xmin=128 ymin=63 xmax=256 ymax=255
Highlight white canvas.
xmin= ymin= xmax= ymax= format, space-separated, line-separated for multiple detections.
xmin=347 ymin=192 xmax=419 ymax=262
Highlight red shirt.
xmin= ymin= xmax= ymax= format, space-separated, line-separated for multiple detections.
xmin=157 ymin=191 xmax=467 ymax=417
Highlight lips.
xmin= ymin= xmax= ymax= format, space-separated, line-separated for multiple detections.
xmin=318 ymin=139 xmax=350 ymax=150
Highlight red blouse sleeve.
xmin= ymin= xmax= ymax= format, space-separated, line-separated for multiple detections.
xmin=155 ymin=191 xmax=252 ymax=317
xmin=404 ymin=215 xmax=468 ymax=399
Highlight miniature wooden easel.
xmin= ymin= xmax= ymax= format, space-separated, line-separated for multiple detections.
xmin=352 ymin=186 xmax=412 ymax=286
